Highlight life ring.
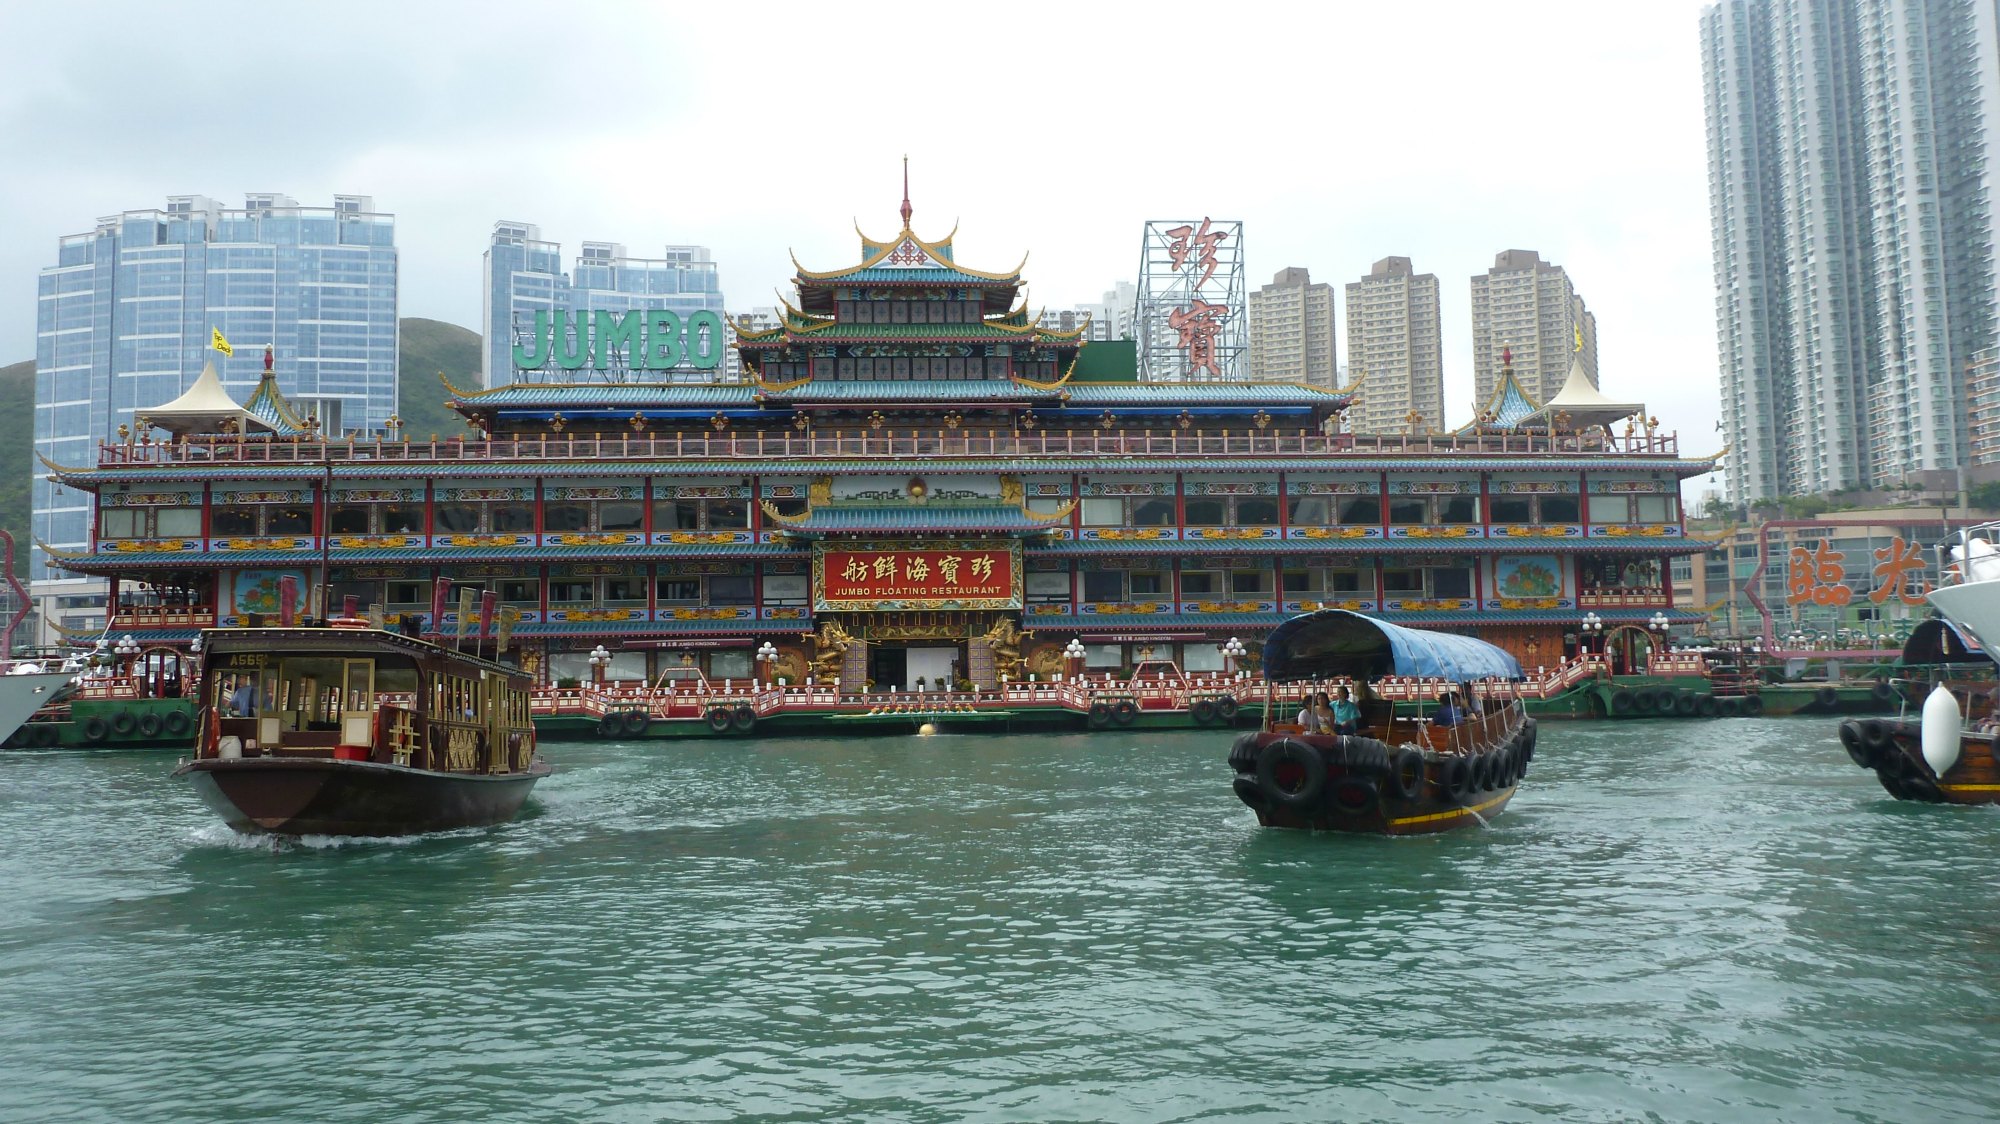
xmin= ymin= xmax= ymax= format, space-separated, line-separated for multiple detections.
xmin=730 ymin=705 xmax=757 ymax=734
xmin=595 ymin=714 xmax=620 ymax=739
xmin=1329 ymin=778 xmax=1379 ymax=812
xmin=162 ymin=709 xmax=193 ymax=737
xmin=136 ymin=713 xmax=163 ymax=739
xmin=1742 ymin=694 xmax=1765 ymax=716
xmin=80 ymin=716 xmax=111 ymax=745
xmin=1387 ymin=748 xmax=1427 ymax=801
xmin=30 ymin=723 xmax=58 ymax=748
xmin=1214 ymin=697 xmax=1239 ymax=721
xmin=1190 ymin=699 xmax=1218 ymax=725
xmin=705 ymin=706 xmax=733 ymax=733
xmin=1673 ymin=692 xmax=1699 ymax=717
xmin=1815 ymin=686 xmax=1840 ymax=709
xmin=1696 ymin=695 xmax=1718 ymax=718
xmin=1087 ymin=701 xmax=1112 ymax=729
xmin=1442 ymin=755 xmax=1474 ymax=802
xmin=620 ymin=710 xmax=650 ymax=737
xmin=1255 ymin=738 xmax=1326 ymax=808
xmin=1609 ymin=690 xmax=1635 ymax=716
xmin=1111 ymin=700 xmax=1138 ymax=726
xmin=110 ymin=712 xmax=136 ymax=737
xmin=1838 ymin=721 xmax=1871 ymax=768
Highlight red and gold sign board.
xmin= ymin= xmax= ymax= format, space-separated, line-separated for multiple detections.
xmin=813 ymin=541 xmax=1022 ymax=611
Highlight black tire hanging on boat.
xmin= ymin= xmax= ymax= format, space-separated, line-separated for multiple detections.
xmin=1227 ymin=731 xmax=1262 ymax=773
xmin=1815 ymin=686 xmax=1840 ymax=709
xmin=1609 ymin=690 xmax=1635 ymax=716
xmin=79 ymin=717 xmax=110 ymax=745
xmin=1214 ymin=696 xmax=1239 ymax=721
xmin=620 ymin=710 xmax=649 ymax=737
xmin=1743 ymin=694 xmax=1765 ymax=716
xmin=162 ymin=709 xmax=192 ymax=737
xmin=1329 ymin=778 xmax=1379 ymax=812
xmin=30 ymin=724 xmax=58 ymax=747
xmin=1632 ymin=691 xmax=1657 ymax=715
xmin=705 ymin=706 xmax=733 ymax=733
xmin=1255 ymin=738 xmax=1326 ymax=809
xmin=595 ymin=714 xmax=620 ymax=739
xmin=1857 ymin=719 xmax=1893 ymax=755
xmin=109 ymin=712 xmax=136 ymax=737
xmin=1653 ymin=688 xmax=1680 ymax=713
xmin=1695 ymin=695 xmax=1718 ymax=717
xmin=1900 ymin=772 xmax=1945 ymax=803
xmin=730 ymin=705 xmax=757 ymax=734
xmin=1111 ymin=700 xmax=1138 ymax=726
xmin=1870 ymin=681 xmax=1894 ymax=703
xmin=136 ymin=713 xmax=163 ymax=740
xmin=1190 ymin=699 xmax=1218 ymax=725
xmin=1231 ymin=772 xmax=1267 ymax=809
xmin=1442 ymin=756 xmax=1474 ymax=802
xmin=1387 ymin=748 xmax=1427 ymax=801
xmin=1673 ymin=692 xmax=1699 ymax=717
xmin=1087 ymin=701 xmax=1112 ymax=729
xmin=1838 ymin=721 xmax=1872 ymax=768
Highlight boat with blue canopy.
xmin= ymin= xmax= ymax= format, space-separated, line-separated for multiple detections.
xmin=1227 ymin=609 xmax=1537 ymax=835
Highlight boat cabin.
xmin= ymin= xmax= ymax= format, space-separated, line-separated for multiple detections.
xmin=198 ymin=626 xmax=535 ymax=773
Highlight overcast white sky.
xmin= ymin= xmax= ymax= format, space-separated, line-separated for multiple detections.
xmin=0 ymin=0 xmax=1725 ymax=475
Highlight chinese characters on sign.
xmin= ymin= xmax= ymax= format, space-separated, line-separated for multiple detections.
xmin=819 ymin=548 xmax=1016 ymax=609
xmin=1786 ymin=535 xmax=1931 ymax=608
xmin=1868 ymin=536 xmax=1930 ymax=606
xmin=1166 ymin=217 xmax=1228 ymax=377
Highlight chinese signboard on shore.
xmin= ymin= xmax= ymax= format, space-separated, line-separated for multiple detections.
xmin=814 ymin=542 xmax=1023 ymax=611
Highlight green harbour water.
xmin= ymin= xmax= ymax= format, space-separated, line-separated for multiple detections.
xmin=1 ymin=718 xmax=1998 ymax=1122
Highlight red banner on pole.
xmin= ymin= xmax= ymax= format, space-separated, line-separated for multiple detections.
xmin=431 ymin=578 xmax=451 ymax=637
xmin=479 ymin=590 xmax=498 ymax=638
xmin=278 ymin=575 xmax=299 ymax=627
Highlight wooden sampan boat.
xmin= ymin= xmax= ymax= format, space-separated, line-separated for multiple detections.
xmin=1228 ymin=609 xmax=1536 ymax=835
xmin=1839 ymin=618 xmax=2000 ymax=805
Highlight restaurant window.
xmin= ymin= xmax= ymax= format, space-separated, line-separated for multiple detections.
xmin=1286 ymin=496 xmax=1331 ymax=526
xmin=265 ymin=506 xmax=312 ymax=535
xmin=328 ymin=505 xmax=370 ymax=534
xmin=156 ymin=507 xmax=201 ymax=537
xmin=706 ymin=500 xmax=750 ymax=529
xmin=1026 ymin=498 xmax=1068 ymax=518
xmin=1282 ymin=569 xmax=1323 ymax=594
xmin=386 ymin=581 xmax=428 ymax=606
xmin=1082 ymin=571 xmax=1125 ymax=602
xmin=434 ymin=502 xmax=482 ymax=533
xmin=210 ymin=507 xmax=255 ymax=536
xmin=653 ymin=499 xmax=701 ymax=530
xmin=1586 ymin=494 xmax=1629 ymax=524
xmin=498 ymin=580 xmax=538 ymax=604
xmin=98 ymin=509 xmax=138 ymax=539
xmin=382 ymin=505 xmax=422 ymax=534
xmin=329 ymin=580 xmax=379 ymax=608
xmin=1328 ymin=569 xmax=1367 ymax=594
xmin=1636 ymin=495 xmax=1678 ymax=522
xmin=1490 ymin=496 xmax=1534 ymax=524
xmin=1129 ymin=570 xmax=1171 ymax=601
xmin=1387 ymin=498 xmax=1427 ymax=525
xmin=1436 ymin=496 xmax=1480 ymax=524
xmin=1540 ymin=495 xmax=1581 ymax=523
xmin=1182 ymin=643 xmax=1225 ymax=672
xmin=604 ymin=576 xmax=646 ymax=604
xmin=1431 ymin=566 xmax=1474 ymax=599
xmin=1083 ymin=644 xmax=1124 ymax=670
xmin=1026 ymin=572 xmax=1070 ymax=604
xmin=543 ymin=505 xmax=589 ymax=533
xmin=1080 ymin=498 xmax=1123 ymax=526
xmin=600 ymin=501 xmax=645 ymax=531
xmin=1132 ymin=498 xmax=1177 ymax=526
xmin=548 ymin=579 xmax=593 ymax=603
xmin=1336 ymin=497 xmax=1380 ymax=525
xmin=1180 ymin=570 xmax=1219 ymax=596
xmin=1184 ymin=498 xmax=1226 ymax=526
xmin=709 ymin=575 xmax=755 ymax=605
xmin=492 ymin=504 xmax=535 ymax=533
xmin=1383 ymin=569 xmax=1423 ymax=594
xmin=105 ymin=507 xmax=200 ymax=539
xmin=1237 ymin=498 xmax=1281 ymax=526
xmin=763 ymin=574 xmax=808 ymax=605
xmin=1231 ymin=569 xmax=1273 ymax=596
xmin=657 ymin=578 xmax=700 ymax=603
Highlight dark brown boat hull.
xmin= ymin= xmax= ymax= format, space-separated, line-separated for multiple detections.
xmin=1840 ymin=717 xmax=2000 ymax=805
xmin=173 ymin=756 xmax=551 ymax=837
xmin=1241 ymin=780 xmax=1519 ymax=835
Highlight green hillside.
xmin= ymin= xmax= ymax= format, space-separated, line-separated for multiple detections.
xmin=398 ymin=318 xmax=481 ymax=439
xmin=0 ymin=360 xmax=31 ymax=573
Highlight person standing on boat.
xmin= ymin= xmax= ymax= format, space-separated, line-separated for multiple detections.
xmin=228 ymin=677 xmax=259 ymax=717
xmin=1330 ymin=688 xmax=1362 ymax=735
xmin=1431 ymin=692 xmax=1463 ymax=728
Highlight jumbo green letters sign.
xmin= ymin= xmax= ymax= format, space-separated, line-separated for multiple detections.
xmin=512 ymin=308 xmax=727 ymax=371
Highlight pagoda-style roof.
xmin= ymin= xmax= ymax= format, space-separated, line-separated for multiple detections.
xmin=791 ymin=223 xmax=1025 ymax=291
xmin=1456 ymin=368 xmax=1542 ymax=434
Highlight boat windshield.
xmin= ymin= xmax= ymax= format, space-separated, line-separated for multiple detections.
xmin=210 ymin=653 xmax=419 ymax=744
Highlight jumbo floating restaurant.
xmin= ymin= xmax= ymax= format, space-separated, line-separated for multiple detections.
xmin=41 ymin=196 xmax=1718 ymax=692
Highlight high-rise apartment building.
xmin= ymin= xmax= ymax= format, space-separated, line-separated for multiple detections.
xmin=1344 ymin=257 xmax=1444 ymax=434
xmin=725 ymin=307 xmax=781 ymax=382
xmin=1247 ymin=267 xmax=1338 ymax=387
xmin=1469 ymin=250 xmax=1597 ymax=407
xmin=482 ymin=222 xmax=726 ymax=387
xmin=1702 ymin=0 xmax=2000 ymax=504
xmin=32 ymin=193 xmax=398 ymax=629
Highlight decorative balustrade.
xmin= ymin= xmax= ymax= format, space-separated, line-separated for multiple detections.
xmin=91 ymin=426 xmax=1685 ymax=470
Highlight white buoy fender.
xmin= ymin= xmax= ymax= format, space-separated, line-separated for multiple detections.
xmin=1922 ymin=686 xmax=1963 ymax=776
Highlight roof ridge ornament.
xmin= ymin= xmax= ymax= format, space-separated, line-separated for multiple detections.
xmin=900 ymin=155 xmax=913 ymax=230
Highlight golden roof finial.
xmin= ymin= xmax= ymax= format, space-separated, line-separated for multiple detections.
xmin=900 ymin=155 xmax=912 ymax=230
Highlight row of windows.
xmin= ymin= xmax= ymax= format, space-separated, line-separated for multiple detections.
xmin=837 ymin=300 xmax=986 ymax=325
xmin=1057 ymin=565 xmax=1476 ymax=602
xmin=1032 ymin=493 xmax=1680 ymax=528
xmin=327 ymin=572 xmax=808 ymax=610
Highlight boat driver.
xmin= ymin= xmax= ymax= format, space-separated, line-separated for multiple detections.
xmin=227 ymin=676 xmax=260 ymax=717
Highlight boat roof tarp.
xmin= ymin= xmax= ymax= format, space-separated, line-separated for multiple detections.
xmin=1260 ymin=609 xmax=1523 ymax=683
xmin=1901 ymin=618 xmax=1993 ymax=666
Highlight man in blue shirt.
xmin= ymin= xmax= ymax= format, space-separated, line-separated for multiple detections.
xmin=228 ymin=677 xmax=259 ymax=717
xmin=1430 ymin=692 xmax=1462 ymax=728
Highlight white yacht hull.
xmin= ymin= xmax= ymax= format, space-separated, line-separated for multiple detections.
xmin=1927 ymin=580 xmax=2000 ymax=652
xmin=0 ymin=672 xmax=75 ymax=744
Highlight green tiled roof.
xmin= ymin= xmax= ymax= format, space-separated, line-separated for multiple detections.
xmin=810 ymin=266 xmax=1018 ymax=286
xmin=768 ymin=381 xmax=1049 ymax=402
xmin=777 ymin=506 xmax=1061 ymax=533
xmin=455 ymin=385 xmax=760 ymax=408
xmin=1061 ymin=384 xmax=1350 ymax=406
xmin=741 ymin=322 xmax=1065 ymax=342
xmin=1033 ymin=537 xmax=1712 ymax=556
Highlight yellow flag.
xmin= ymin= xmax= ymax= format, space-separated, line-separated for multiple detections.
xmin=211 ymin=328 xmax=233 ymax=357
xmin=1573 ymin=324 xmax=1584 ymax=352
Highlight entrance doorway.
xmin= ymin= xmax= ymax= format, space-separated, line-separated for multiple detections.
xmin=866 ymin=645 xmax=962 ymax=692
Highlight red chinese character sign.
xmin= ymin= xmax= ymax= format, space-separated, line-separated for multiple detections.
xmin=814 ymin=541 xmax=1023 ymax=611
xmin=1869 ymin=536 xmax=1930 ymax=606
xmin=1137 ymin=218 xmax=1246 ymax=381
xmin=1787 ymin=541 xmax=1851 ymax=606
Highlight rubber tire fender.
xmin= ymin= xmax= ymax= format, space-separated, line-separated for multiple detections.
xmin=30 ymin=724 xmax=58 ymax=748
xmin=1214 ymin=696 xmax=1239 ymax=721
xmin=1087 ymin=701 xmax=1112 ymax=729
xmin=1870 ymin=681 xmax=1894 ymax=703
xmin=620 ymin=710 xmax=649 ymax=737
xmin=1673 ymin=692 xmax=1699 ymax=717
xmin=730 ymin=705 xmax=757 ymax=734
xmin=1386 ymin=747 xmax=1427 ymax=801
xmin=1695 ymin=695 xmax=1718 ymax=718
xmin=705 ymin=706 xmax=733 ymax=733
xmin=137 ymin=713 xmax=163 ymax=740
xmin=1838 ymin=721 xmax=1871 ymax=768
xmin=109 ymin=712 xmax=136 ymax=737
xmin=1815 ymin=686 xmax=1840 ymax=709
xmin=1742 ymin=694 xmax=1765 ymax=716
xmin=162 ymin=709 xmax=193 ymax=737
xmin=1111 ymin=700 xmax=1138 ymax=726
xmin=1442 ymin=755 xmax=1474 ymax=802
xmin=1653 ymin=688 xmax=1680 ymax=713
xmin=1190 ymin=699 xmax=1218 ymax=726
xmin=1226 ymin=731 xmax=1262 ymax=773
xmin=595 ymin=714 xmax=620 ymax=739
xmin=1609 ymin=690 xmax=1635 ymax=716
xmin=1255 ymin=738 xmax=1327 ymax=809
xmin=1329 ymin=778 xmax=1380 ymax=813
xmin=1632 ymin=691 xmax=1657 ymax=715
xmin=80 ymin=716 xmax=111 ymax=745
xmin=1231 ymin=772 xmax=1267 ymax=810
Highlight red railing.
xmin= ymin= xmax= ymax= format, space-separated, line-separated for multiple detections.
xmin=92 ymin=427 xmax=1685 ymax=468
